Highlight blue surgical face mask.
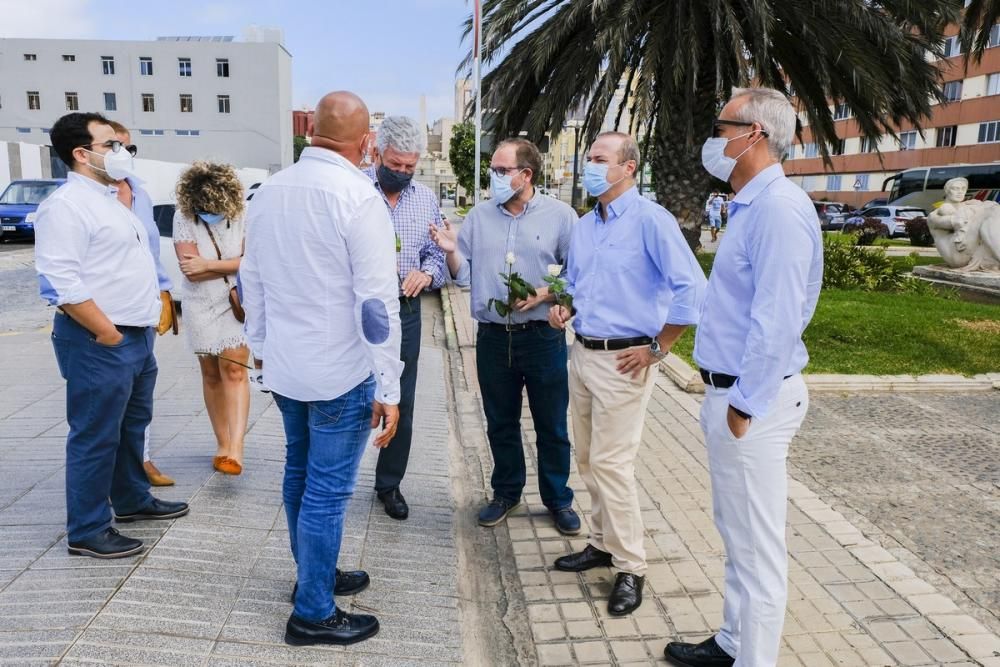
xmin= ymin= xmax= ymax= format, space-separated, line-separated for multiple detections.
xmin=490 ymin=169 xmax=523 ymax=204
xmin=196 ymin=211 xmax=225 ymax=225
xmin=701 ymin=132 xmax=756 ymax=182
xmin=582 ymin=162 xmax=626 ymax=197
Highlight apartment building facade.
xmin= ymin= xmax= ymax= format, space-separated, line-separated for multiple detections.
xmin=0 ymin=35 xmax=292 ymax=172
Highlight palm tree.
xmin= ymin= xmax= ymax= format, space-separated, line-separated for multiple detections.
xmin=961 ymin=0 xmax=1000 ymax=60
xmin=463 ymin=0 xmax=958 ymax=248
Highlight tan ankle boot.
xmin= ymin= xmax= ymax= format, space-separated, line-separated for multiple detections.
xmin=144 ymin=460 xmax=175 ymax=486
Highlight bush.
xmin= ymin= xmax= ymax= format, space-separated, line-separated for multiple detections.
xmin=905 ymin=216 xmax=935 ymax=247
xmin=823 ymin=233 xmax=906 ymax=291
xmin=842 ymin=217 xmax=890 ymax=246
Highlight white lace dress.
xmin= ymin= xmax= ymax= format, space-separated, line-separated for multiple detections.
xmin=172 ymin=211 xmax=247 ymax=354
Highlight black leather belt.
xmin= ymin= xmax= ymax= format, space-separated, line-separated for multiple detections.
xmin=700 ymin=369 xmax=792 ymax=389
xmin=480 ymin=321 xmax=548 ymax=332
xmin=575 ymin=333 xmax=652 ymax=351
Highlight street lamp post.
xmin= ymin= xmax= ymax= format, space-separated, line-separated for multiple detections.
xmin=570 ymin=123 xmax=582 ymax=209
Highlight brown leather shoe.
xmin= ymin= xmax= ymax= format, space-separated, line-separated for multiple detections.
xmin=216 ymin=457 xmax=243 ymax=475
xmin=143 ymin=460 xmax=175 ymax=486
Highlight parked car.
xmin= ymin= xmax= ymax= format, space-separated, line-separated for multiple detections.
xmin=842 ymin=205 xmax=926 ymax=238
xmin=860 ymin=197 xmax=888 ymax=210
xmin=0 ymin=179 xmax=65 ymax=241
xmin=814 ymin=201 xmax=849 ymax=230
xmin=152 ymin=204 xmax=185 ymax=303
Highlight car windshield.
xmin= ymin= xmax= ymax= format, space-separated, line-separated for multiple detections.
xmin=0 ymin=182 xmax=60 ymax=205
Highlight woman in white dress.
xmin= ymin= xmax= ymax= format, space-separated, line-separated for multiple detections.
xmin=173 ymin=162 xmax=249 ymax=475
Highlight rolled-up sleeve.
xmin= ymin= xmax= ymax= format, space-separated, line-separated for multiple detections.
xmin=240 ymin=208 xmax=266 ymax=360
xmin=644 ymin=211 xmax=706 ymax=326
xmin=34 ymin=198 xmax=93 ymax=306
xmin=347 ymin=195 xmax=404 ymax=405
xmin=454 ymin=213 xmax=475 ymax=288
xmin=420 ymin=204 xmax=448 ymax=289
xmin=729 ymin=197 xmax=815 ymax=418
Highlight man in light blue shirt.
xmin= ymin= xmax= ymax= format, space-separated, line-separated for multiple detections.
xmin=665 ymin=88 xmax=822 ymax=667
xmin=548 ymin=131 xmax=706 ymax=617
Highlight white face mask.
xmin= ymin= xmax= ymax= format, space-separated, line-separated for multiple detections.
xmin=700 ymin=132 xmax=757 ymax=182
xmin=84 ymin=146 xmax=136 ymax=181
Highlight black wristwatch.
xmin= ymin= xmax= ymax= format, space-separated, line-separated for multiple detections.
xmin=649 ymin=338 xmax=667 ymax=361
xmin=729 ymin=405 xmax=752 ymax=420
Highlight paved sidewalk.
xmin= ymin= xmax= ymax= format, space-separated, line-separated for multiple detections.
xmin=441 ymin=282 xmax=1000 ymax=667
xmin=0 ymin=298 xmax=463 ymax=666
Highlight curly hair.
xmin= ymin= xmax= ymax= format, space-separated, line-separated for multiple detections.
xmin=175 ymin=161 xmax=245 ymax=223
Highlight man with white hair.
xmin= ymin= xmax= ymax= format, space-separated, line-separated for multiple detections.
xmin=363 ymin=115 xmax=446 ymax=521
xmin=664 ymin=88 xmax=822 ymax=667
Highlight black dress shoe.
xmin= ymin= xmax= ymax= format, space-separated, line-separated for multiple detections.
xmin=115 ymin=498 xmax=190 ymax=522
xmin=608 ymin=572 xmax=644 ymax=616
xmin=291 ymin=569 xmax=371 ymax=602
xmin=377 ymin=488 xmax=408 ymax=520
xmin=285 ymin=608 xmax=379 ymax=646
xmin=67 ymin=527 xmax=143 ymax=559
xmin=553 ymin=544 xmax=613 ymax=572
xmin=664 ymin=635 xmax=735 ymax=667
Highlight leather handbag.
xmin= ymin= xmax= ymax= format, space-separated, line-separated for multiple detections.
xmin=156 ymin=290 xmax=180 ymax=335
xmin=201 ymin=221 xmax=245 ymax=324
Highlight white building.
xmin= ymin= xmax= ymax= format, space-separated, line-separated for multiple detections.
xmin=0 ymin=33 xmax=292 ymax=173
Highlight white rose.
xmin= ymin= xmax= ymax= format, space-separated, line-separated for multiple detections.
xmin=505 ymin=252 xmax=516 ymax=266
xmin=547 ymin=264 xmax=562 ymax=277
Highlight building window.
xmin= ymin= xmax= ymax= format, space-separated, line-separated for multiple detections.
xmin=987 ymin=73 xmax=1000 ymax=96
xmin=190 ymin=130 xmax=200 ymax=136
xmin=216 ymin=58 xmax=230 ymax=77
xmin=855 ymin=174 xmax=870 ymax=190
xmin=936 ymin=125 xmax=957 ymax=147
xmin=860 ymin=136 xmax=878 ymax=153
xmin=104 ymin=92 xmax=117 ymax=112
xmin=898 ymin=131 xmax=918 ymax=150
xmin=142 ymin=94 xmax=155 ymax=112
xmin=102 ymin=56 xmax=115 ymax=75
xmin=786 ymin=144 xmax=796 ymax=159
xmin=833 ymin=103 xmax=851 ymax=120
xmin=942 ymin=80 xmax=963 ymax=102
xmin=942 ymin=36 xmax=962 ymax=58
xmin=180 ymin=94 xmax=193 ymax=113
xmin=154 ymin=129 xmax=164 ymax=136
xmin=991 ymin=24 xmax=1000 ymax=48
xmin=831 ymin=138 xmax=846 ymax=155
xmin=178 ymin=58 xmax=192 ymax=77
xmin=826 ymin=174 xmax=842 ymax=191
xmin=16 ymin=127 xmax=31 ymax=134
xmin=65 ymin=92 xmax=79 ymax=111
xmin=23 ymin=53 xmax=37 ymax=61
xmin=139 ymin=57 xmax=153 ymax=76
xmin=139 ymin=129 xmax=154 ymax=136
xmin=62 ymin=54 xmax=75 ymax=62
xmin=803 ymin=142 xmax=818 ymax=158
xmin=978 ymin=120 xmax=1000 ymax=143
xmin=802 ymin=176 xmax=814 ymax=191
xmin=217 ymin=95 xmax=231 ymax=113
xmin=176 ymin=129 xmax=190 ymax=136
xmin=27 ymin=91 xmax=40 ymax=110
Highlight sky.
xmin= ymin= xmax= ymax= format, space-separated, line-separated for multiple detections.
xmin=0 ymin=0 xmax=473 ymax=122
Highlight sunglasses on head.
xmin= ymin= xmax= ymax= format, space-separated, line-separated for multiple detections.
xmin=80 ymin=140 xmax=138 ymax=157
xmin=712 ymin=119 xmax=770 ymax=139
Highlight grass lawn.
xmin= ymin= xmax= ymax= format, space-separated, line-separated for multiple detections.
xmin=672 ymin=253 xmax=1000 ymax=376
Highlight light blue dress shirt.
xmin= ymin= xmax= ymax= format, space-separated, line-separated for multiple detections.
xmin=693 ymin=164 xmax=823 ymax=419
xmin=127 ymin=177 xmax=173 ymax=291
xmin=566 ymin=186 xmax=706 ymax=339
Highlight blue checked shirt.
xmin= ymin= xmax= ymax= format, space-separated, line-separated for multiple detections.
xmin=364 ymin=167 xmax=446 ymax=290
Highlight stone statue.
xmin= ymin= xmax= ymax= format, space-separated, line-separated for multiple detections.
xmin=926 ymin=177 xmax=1000 ymax=272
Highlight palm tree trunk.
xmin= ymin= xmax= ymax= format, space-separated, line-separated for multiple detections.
xmin=650 ymin=83 xmax=720 ymax=253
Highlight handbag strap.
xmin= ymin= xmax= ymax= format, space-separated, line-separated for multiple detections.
xmin=200 ymin=219 xmax=230 ymax=286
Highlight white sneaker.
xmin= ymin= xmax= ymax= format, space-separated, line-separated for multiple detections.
xmin=250 ymin=369 xmax=270 ymax=393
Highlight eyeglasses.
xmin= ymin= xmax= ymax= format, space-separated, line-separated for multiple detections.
xmin=490 ymin=166 xmax=522 ymax=177
xmin=712 ymin=119 xmax=769 ymax=139
xmin=80 ymin=140 xmax=138 ymax=157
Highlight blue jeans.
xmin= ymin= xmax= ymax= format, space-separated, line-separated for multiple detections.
xmin=274 ymin=375 xmax=375 ymax=622
xmin=51 ymin=313 xmax=156 ymax=543
xmin=476 ymin=323 xmax=573 ymax=510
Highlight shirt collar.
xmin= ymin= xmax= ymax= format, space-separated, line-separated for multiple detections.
xmin=68 ymin=171 xmax=119 ymax=197
xmin=732 ymin=163 xmax=784 ymax=206
xmin=594 ymin=185 xmax=640 ymax=222
xmin=495 ymin=188 xmax=541 ymax=217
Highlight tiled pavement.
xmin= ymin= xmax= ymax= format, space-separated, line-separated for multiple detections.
xmin=441 ymin=282 xmax=1000 ymax=667
xmin=0 ymin=296 xmax=462 ymax=666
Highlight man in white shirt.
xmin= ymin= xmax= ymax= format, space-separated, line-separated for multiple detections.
xmin=35 ymin=112 xmax=190 ymax=561
xmin=665 ymin=88 xmax=822 ymax=667
xmin=241 ymin=91 xmax=402 ymax=647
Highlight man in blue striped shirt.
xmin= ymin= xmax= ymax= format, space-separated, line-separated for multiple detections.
xmin=665 ymin=87 xmax=823 ymax=667
xmin=363 ymin=115 xmax=447 ymax=521
xmin=549 ymin=132 xmax=706 ymax=617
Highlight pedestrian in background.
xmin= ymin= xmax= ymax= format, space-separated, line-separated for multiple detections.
xmin=35 ymin=112 xmax=189 ymax=560
xmin=172 ymin=162 xmax=249 ymax=476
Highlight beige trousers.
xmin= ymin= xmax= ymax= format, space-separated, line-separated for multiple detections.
xmin=569 ymin=345 xmax=656 ymax=575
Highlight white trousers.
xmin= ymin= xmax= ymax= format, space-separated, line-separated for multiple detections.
xmin=701 ymin=375 xmax=809 ymax=667
xmin=569 ymin=346 xmax=657 ymax=575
